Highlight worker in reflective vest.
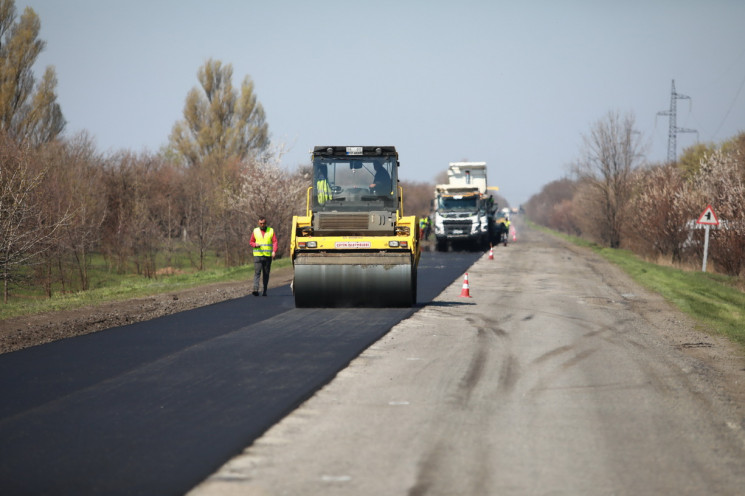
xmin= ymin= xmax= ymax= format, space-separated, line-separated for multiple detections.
xmin=317 ymin=164 xmax=331 ymax=205
xmin=418 ymin=216 xmax=430 ymax=240
xmin=249 ymin=216 xmax=278 ymax=296
xmin=317 ymin=177 xmax=331 ymax=204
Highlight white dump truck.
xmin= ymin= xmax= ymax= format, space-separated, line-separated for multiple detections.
xmin=433 ymin=162 xmax=499 ymax=251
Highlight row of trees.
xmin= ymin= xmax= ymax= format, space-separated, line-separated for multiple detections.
xmin=0 ymin=59 xmax=317 ymax=302
xmin=0 ymin=127 xmax=316 ymax=302
xmin=0 ymin=1 xmax=437 ymax=303
xmin=0 ymin=1 xmax=310 ymax=302
xmin=525 ymin=110 xmax=745 ymax=277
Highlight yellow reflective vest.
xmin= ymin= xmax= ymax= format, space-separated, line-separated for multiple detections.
xmin=252 ymin=227 xmax=274 ymax=257
xmin=317 ymin=179 xmax=331 ymax=204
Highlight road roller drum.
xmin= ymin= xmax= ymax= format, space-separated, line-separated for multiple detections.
xmin=293 ymin=252 xmax=416 ymax=307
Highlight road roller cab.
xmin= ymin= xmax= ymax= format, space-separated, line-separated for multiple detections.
xmin=291 ymin=146 xmax=420 ymax=307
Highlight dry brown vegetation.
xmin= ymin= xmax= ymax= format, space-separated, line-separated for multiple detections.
xmin=0 ymin=130 xmax=314 ymax=301
xmin=526 ymin=124 xmax=745 ymax=278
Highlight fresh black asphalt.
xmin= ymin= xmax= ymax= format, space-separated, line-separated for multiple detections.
xmin=0 ymin=250 xmax=481 ymax=495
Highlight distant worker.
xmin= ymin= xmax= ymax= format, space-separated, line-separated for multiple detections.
xmin=502 ymin=215 xmax=511 ymax=246
xmin=419 ymin=216 xmax=431 ymax=240
xmin=249 ymin=216 xmax=277 ymax=296
xmin=317 ymin=164 xmax=331 ymax=205
xmin=370 ymin=162 xmax=392 ymax=196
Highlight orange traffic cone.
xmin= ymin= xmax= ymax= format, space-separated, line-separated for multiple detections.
xmin=510 ymin=225 xmax=517 ymax=242
xmin=459 ymin=273 xmax=472 ymax=298
xmin=488 ymin=247 xmax=494 ymax=260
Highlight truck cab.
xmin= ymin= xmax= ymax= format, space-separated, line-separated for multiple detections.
xmin=432 ymin=162 xmax=496 ymax=251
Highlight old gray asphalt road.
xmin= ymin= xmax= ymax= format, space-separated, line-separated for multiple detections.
xmin=191 ymin=224 xmax=745 ymax=495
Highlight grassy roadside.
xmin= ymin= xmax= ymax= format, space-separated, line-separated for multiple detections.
xmin=534 ymin=223 xmax=745 ymax=348
xmin=0 ymin=258 xmax=292 ymax=321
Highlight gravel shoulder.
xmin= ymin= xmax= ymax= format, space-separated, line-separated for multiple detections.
xmin=556 ymin=236 xmax=745 ymax=419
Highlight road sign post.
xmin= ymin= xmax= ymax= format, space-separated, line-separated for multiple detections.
xmin=702 ymin=225 xmax=711 ymax=272
xmin=696 ymin=205 xmax=719 ymax=272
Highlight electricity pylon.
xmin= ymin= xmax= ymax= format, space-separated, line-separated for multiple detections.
xmin=657 ymin=79 xmax=697 ymax=163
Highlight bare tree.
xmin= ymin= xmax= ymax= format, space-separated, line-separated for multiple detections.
xmin=0 ymin=132 xmax=66 ymax=302
xmin=101 ymin=151 xmax=177 ymax=277
xmin=143 ymin=157 xmax=185 ymax=269
xmin=56 ymin=134 xmax=106 ymax=289
xmin=180 ymin=162 xmax=219 ymax=270
xmin=399 ymin=180 xmax=435 ymax=218
xmin=573 ymin=111 xmax=644 ymax=248
xmin=27 ymin=132 xmax=106 ymax=294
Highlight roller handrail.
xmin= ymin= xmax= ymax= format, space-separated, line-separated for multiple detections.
xmin=398 ymin=185 xmax=404 ymax=219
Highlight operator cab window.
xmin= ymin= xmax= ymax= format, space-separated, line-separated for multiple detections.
xmin=313 ymin=157 xmax=396 ymax=210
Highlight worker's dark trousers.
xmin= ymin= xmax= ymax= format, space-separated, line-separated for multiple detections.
xmin=253 ymin=256 xmax=272 ymax=292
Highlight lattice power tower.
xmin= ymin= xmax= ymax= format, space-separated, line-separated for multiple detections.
xmin=657 ymin=79 xmax=697 ymax=163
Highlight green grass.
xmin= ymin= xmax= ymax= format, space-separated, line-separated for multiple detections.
xmin=534 ymin=223 xmax=745 ymax=347
xmin=0 ymin=257 xmax=292 ymax=320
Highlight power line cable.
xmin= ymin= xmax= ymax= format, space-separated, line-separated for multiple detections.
xmin=691 ymin=45 xmax=745 ymax=93
xmin=712 ymin=68 xmax=745 ymax=140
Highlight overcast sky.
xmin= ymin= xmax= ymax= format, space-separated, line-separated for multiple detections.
xmin=16 ymin=0 xmax=745 ymax=206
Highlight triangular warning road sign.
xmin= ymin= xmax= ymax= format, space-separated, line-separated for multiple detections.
xmin=696 ymin=205 xmax=720 ymax=226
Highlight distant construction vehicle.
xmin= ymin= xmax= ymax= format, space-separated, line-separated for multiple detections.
xmin=433 ymin=162 xmax=499 ymax=251
xmin=290 ymin=146 xmax=420 ymax=307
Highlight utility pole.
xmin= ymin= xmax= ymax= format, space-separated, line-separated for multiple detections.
xmin=657 ymin=79 xmax=697 ymax=163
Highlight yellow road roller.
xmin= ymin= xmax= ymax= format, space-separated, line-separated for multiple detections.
xmin=291 ymin=146 xmax=420 ymax=307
